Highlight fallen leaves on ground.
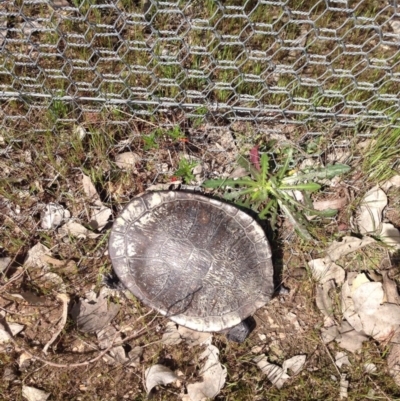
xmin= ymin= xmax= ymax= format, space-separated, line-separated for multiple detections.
xmin=145 ymin=364 xmax=178 ymax=395
xmin=40 ymin=203 xmax=70 ymax=230
xmin=186 ymin=344 xmax=227 ymax=400
xmin=254 ymin=354 xmax=306 ymax=389
xmin=70 ymin=288 xmax=120 ymax=333
xmin=81 ymin=174 xmax=112 ymax=230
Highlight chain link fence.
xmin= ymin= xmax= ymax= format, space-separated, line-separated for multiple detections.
xmin=1 ymin=0 xmax=400 ymax=138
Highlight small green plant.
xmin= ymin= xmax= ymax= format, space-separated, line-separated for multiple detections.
xmin=174 ymin=157 xmax=198 ymax=184
xmin=203 ymin=148 xmax=350 ymax=241
xmin=142 ymin=131 xmax=159 ymax=150
xmin=166 ymin=125 xmax=185 ymax=141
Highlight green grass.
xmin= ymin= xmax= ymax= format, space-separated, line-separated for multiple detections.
xmin=362 ymin=125 xmax=400 ymax=182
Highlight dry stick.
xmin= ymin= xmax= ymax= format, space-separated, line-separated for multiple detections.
xmin=367 ymin=376 xmax=392 ymax=401
xmin=320 ymin=336 xmax=341 ymax=376
xmin=8 ymin=310 xmax=156 ymax=369
xmin=43 ymin=293 xmax=70 ymax=354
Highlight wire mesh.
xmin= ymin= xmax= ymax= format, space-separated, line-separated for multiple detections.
xmin=0 ymin=0 xmax=400 ymax=136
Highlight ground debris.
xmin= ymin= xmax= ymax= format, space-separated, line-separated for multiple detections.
xmin=22 ymin=385 xmax=50 ymax=401
xmin=186 ymin=344 xmax=227 ymax=400
xmin=145 ymin=364 xmax=178 ymax=395
xmin=40 ymin=203 xmax=70 ymax=230
xmin=70 ymin=288 xmax=120 ymax=333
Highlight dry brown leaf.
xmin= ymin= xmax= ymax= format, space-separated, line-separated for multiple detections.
xmin=326 ymin=236 xmax=376 ymax=262
xmin=97 ymin=326 xmax=128 ymax=365
xmin=81 ymin=174 xmax=100 ymax=203
xmin=187 ymin=344 xmax=227 ymax=400
xmin=357 ymin=186 xmax=387 ymax=234
xmin=321 ymin=326 xmax=339 ymax=344
xmin=24 ymin=243 xmax=52 ymax=270
xmin=145 ymin=364 xmax=178 ymax=394
xmin=58 ymin=220 xmax=100 ymax=239
xmin=254 ymin=355 xmax=290 ymax=389
xmin=379 ymin=223 xmax=400 ymax=249
xmin=388 ymin=343 xmax=400 ymax=386
xmin=336 ymin=321 xmax=367 ymax=353
xmin=282 ymin=355 xmax=306 ymax=375
xmin=382 ymin=175 xmax=400 ymax=191
xmin=335 ymin=351 xmax=351 ymax=368
xmin=70 ymin=288 xmax=120 ymax=333
xmin=313 ymin=198 xmax=347 ymax=211
xmin=308 ymin=258 xmax=345 ymax=285
xmin=90 ymin=205 xmax=112 ymax=231
xmin=382 ymin=271 xmax=400 ymax=304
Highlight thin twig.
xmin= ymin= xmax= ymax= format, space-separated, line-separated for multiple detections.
xmin=43 ymin=293 xmax=70 ymax=354
xmin=320 ymin=336 xmax=341 ymax=376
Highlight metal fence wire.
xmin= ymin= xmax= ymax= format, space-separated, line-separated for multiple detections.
xmin=1 ymin=0 xmax=400 ymax=135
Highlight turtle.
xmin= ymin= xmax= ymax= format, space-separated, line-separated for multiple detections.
xmin=108 ymin=191 xmax=274 ymax=342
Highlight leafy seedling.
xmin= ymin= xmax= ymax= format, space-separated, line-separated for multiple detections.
xmin=174 ymin=158 xmax=198 ymax=184
xmin=203 ymin=148 xmax=350 ymax=241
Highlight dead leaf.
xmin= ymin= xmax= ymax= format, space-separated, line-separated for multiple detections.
xmin=58 ymin=220 xmax=100 ymax=239
xmin=43 ymin=293 xmax=70 ymax=354
xmin=352 ymin=281 xmax=383 ymax=314
xmin=89 ymin=205 xmax=112 ymax=231
xmin=336 ymin=321 xmax=368 ymax=353
xmin=81 ymin=174 xmax=100 ymax=203
xmin=308 ymin=258 xmax=345 ymax=285
xmin=97 ymin=326 xmax=128 ymax=365
xmin=326 ymin=236 xmax=376 ymax=262
xmin=178 ymin=326 xmax=212 ymax=347
xmin=18 ymin=352 xmax=32 ymax=370
xmin=315 ymin=280 xmax=335 ymax=327
xmin=313 ymin=198 xmax=347 ymax=211
xmin=70 ymin=288 xmax=120 ymax=333
xmin=254 ymin=355 xmax=290 ymax=389
xmin=41 ymin=203 xmax=70 ymax=230
xmin=22 ymin=386 xmax=50 ymax=401
xmin=357 ymin=186 xmax=387 ymax=234
xmin=379 ymin=223 xmax=400 ymax=249
xmin=145 ymin=364 xmax=178 ymax=394
xmin=162 ymin=322 xmax=182 ymax=345
xmin=187 ymin=344 xmax=227 ymax=400
xmin=128 ymin=346 xmax=143 ymax=367
xmin=382 ymin=271 xmax=400 ymax=304
xmin=0 ymin=256 xmax=11 ymax=272
xmin=282 ymin=355 xmax=306 ymax=375
xmin=115 ymin=152 xmax=139 ymax=169
xmin=382 ymin=175 xmax=400 ymax=191
xmin=388 ymin=343 xmax=400 ymax=386
xmin=335 ymin=352 xmax=351 ymax=368
xmin=339 ymin=374 xmax=349 ymax=399
xmin=24 ymin=243 xmax=52 ymax=270
xmin=321 ymin=326 xmax=339 ymax=344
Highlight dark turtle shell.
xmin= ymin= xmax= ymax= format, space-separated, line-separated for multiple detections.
xmin=109 ymin=191 xmax=274 ymax=332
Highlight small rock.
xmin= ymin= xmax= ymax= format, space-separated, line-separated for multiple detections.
xmin=115 ymin=152 xmax=139 ymax=169
xmin=193 ymin=164 xmax=203 ymax=175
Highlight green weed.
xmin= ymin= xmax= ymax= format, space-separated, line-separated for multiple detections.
xmin=204 ymin=147 xmax=350 ymax=241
